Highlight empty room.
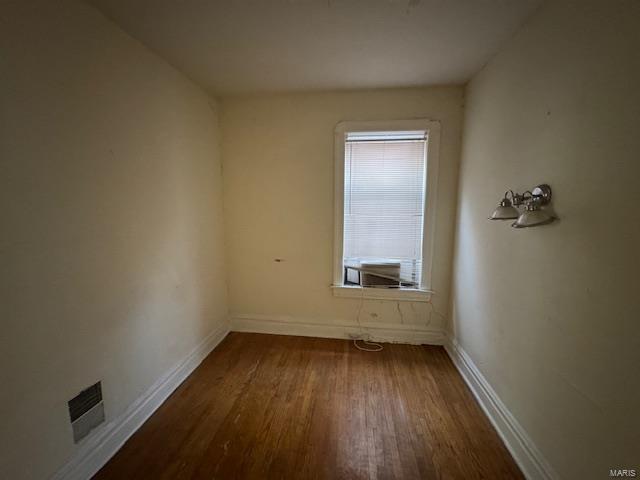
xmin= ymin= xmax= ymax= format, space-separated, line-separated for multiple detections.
xmin=1 ymin=0 xmax=638 ymax=479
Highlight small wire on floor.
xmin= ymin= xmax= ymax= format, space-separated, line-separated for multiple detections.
xmin=353 ymin=338 xmax=383 ymax=352
xmin=353 ymin=284 xmax=384 ymax=352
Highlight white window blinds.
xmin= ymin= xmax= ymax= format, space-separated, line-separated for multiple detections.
xmin=343 ymin=131 xmax=427 ymax=286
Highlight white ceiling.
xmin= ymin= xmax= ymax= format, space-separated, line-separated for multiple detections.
xmin=88 ymin=0 xmax=542 ymax=95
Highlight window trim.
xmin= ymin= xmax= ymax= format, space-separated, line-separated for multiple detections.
xmin=332 ymin=119 xmax=440 ymax=302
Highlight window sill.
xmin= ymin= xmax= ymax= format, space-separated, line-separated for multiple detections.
xmin=331 ymin=285 xmax=432 ymax=302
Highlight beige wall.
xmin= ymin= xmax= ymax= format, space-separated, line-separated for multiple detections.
xmin=0 ymin=2 xmax=228 ymax=479
xmin=221 ymin=88 xmax=463 ymax=336
xmin=451 ymin=0 xmax=640 ymax=478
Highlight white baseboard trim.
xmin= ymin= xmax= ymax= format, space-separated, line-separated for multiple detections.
xmin=230 ymin=313 xmax=445 ymax=345
xmin=444 ymin=335 xmax=558 ymax=480
xmin=51 ymin=321 xmax=230 ymax=480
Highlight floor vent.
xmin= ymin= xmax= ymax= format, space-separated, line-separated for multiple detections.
xmin=68 ymin=381 xmax=105 ymax=443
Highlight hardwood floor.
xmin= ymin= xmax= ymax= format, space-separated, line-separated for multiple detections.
xmin=94 ymin=333 xmax=523 ymax=479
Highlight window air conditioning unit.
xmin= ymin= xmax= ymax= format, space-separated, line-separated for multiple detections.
xmin=359 ymin=261 xmax=401 ymax=288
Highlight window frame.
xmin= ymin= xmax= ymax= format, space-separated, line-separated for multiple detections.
xmin=332 ymin=119 xmax=440 ymax=302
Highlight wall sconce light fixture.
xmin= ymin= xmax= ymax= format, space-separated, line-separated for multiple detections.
xmin=489 ymin=184 xmax=556 ymax=228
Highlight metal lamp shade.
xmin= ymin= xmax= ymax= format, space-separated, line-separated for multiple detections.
xmin=511 ymin=207 xmax=555 ymax=228
xmin=489 ymin=199 xmax=519 ymax=220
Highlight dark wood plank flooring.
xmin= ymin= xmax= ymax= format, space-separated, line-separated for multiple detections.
xmin=94 ymin=332 xmax=523 ymax=479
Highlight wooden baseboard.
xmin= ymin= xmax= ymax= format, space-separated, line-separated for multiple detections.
xmin=230 ymin=314 xmax=445 ymax=345
xmin=444 ymin=335 xmax=558 ymax=480
xmin=51 ymin=322 xmax=230 ymax=480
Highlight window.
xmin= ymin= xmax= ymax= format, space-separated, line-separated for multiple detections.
xmin=332 ymin=120 xmax=440 ymax=302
